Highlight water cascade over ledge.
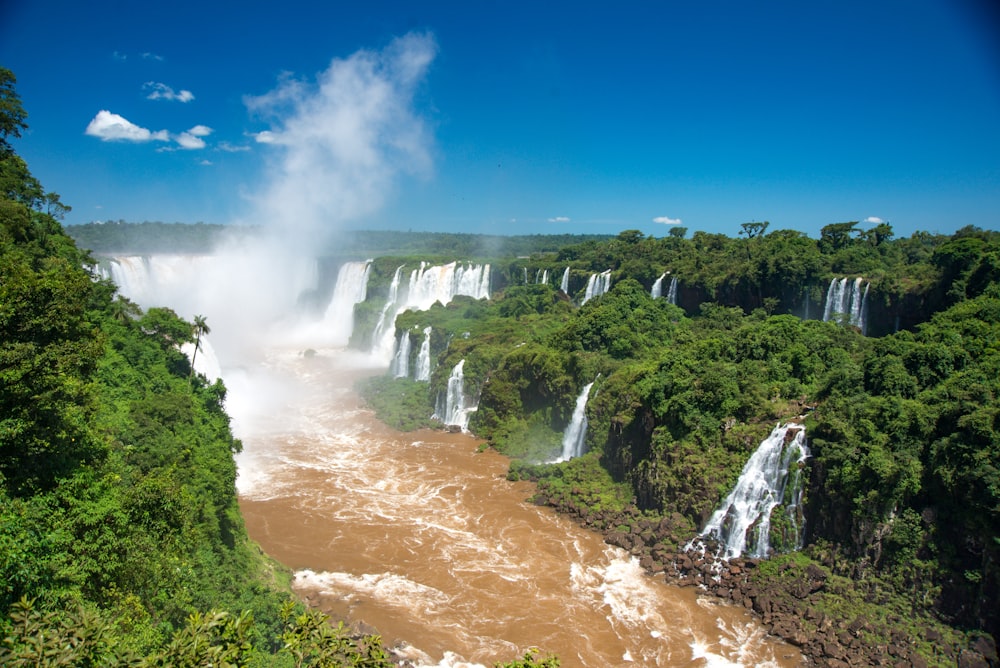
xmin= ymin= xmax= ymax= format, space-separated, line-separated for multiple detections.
xmin=822 ymin=277 xmax=869 ymax=334
xmin=694 ymin=423 xmax=810 ymax=560
xmin=554 ymin=382 xmax=595 ymax=462
xmin=434 ymin=359 xmax=476 ymax=431
xmin=415 ymin=327 xmax=432 ymax=382
xmin=581 ymin=269 xmax=612 ymax=304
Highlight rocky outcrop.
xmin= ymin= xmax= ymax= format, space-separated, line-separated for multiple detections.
xmin=531 ymin=490 xmax=998 ymax=667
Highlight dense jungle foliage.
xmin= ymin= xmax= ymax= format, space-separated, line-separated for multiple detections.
xmin=354 ymin=223 xmax=999 ymax=662
xmin=0 ymin=68 xmax=414 ymax=667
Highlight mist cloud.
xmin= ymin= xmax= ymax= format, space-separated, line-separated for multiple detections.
xmin=244 ymin=31 xmax=437 ymax=246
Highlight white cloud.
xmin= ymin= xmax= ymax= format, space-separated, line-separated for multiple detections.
xmin=653 ymin=215 xmax=683 ymax=225
xmin=188 ymin=124 xmax=213 ymax=137
xmin=548 ymin=216 xmax=571 ymax=223
xmin=144 ymin=82 xmax=194 ymax=102
xmin=242 ymin=31 xmax=437 ymax=244
xmin=85 ymin=110 xmax=169 ymax=142
xmin=175 ymin=132 xmax=207 ymax=150
xmin=142 ymin=52 xmax=165 ymax=61
xmin=199 ymin=159 xmax=213 ymax=166
xmin=864 ymin=216 xmax=885 ymax=224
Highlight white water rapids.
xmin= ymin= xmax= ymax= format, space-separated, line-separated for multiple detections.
xmin=229 ymin=349 xmax=801 ymax=668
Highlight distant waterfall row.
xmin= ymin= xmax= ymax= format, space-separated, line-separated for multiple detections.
xmin=822 ymin=277 xmax=869 ymax=334
xmin=690 ymin=423 xmax=810 ymax=560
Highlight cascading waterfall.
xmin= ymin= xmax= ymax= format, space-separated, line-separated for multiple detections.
xmin=391 ymin=330 xmax=411 ymax=378
xmin=322 ymin=260 xmax=372 ymax=347
xmin=434 ymin=359 xmax=475 ymax=431
xmin=822 ymin=277 xmax=869 ymax=334
xmin=371 ymin=265 xmax=405 ymax=356
xmin=415 ymin=327 xmax=432 ymax=382
xmin=560 ymin=266 xmax=570 ymax=293
xmin=523 ymin=267 xmax=528 ymax=284
xmin=651 ymin=273 xmax=666 ymax=299
xmin=372 ymin=261 xmax=491 ymax=360
xmin=535 ymin=268 xmax=549 ymax=285
xmin=695 ymin=424 xmax=810 ymax=560
xmin=554 ymin=382 xmax=595 ymax=462
xmin=666 ymin=276 xmax=678 ymax=305
xmin=581 ymin=269 xmax=612 ymax=304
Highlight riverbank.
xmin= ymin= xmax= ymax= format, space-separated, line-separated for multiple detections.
xmin=532 ymin=488 xmax=997 ymax=668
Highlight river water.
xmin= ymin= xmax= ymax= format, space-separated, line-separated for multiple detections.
xmin=229 ymin=347 xmax=802 ymax=668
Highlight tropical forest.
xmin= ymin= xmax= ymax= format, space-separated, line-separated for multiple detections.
xmin=3 ymin=64 xmax=1000 ymax=667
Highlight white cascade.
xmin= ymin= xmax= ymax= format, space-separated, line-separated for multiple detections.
xmin=697 ymin=423 xmax=810 ymax=560
xmin=372 ymin=262 xmax=491 ymax=361
xmin=371 ymin=265 xmax=405 ymax=358
xmin=581 ymin=269 xmax=612 ymax=304
xmin=555 ymin=382 xmax=595 ymax=462
xmin=560 ymin=266 xmax=570 ymax=293
xmin=415 ymin=327 xmax=432 ymax=382
xmin=823 ymin=277 xmax=869 ymax=334
xmin=391 ymin=330 xmax=411 ymax=379
xmin=435 ymin=359 xmax=475 ymax=431
xmin=666 ymin=276 xmax=678 ymax=305
xmin=523 ymin=267 xmax=528 ymax=284
xmin=321 ymin=260 xmax=372 ymax=347
xmin=651 ymin=273 xmax=667 ymax=299
xmin=535 ymin=268 xmax=549 ymax=285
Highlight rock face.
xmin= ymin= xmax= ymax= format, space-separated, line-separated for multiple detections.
xmin=530 ymin=490 xmax=997 ymax=668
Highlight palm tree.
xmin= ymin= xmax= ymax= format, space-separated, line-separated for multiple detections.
xmin=189 ymin=314 xmax=210 ymax=378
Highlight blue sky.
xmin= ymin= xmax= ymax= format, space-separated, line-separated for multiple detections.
xmin=2 ymin=0 xmax=998 ymax=240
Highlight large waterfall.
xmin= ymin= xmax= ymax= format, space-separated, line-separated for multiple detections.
xmin=371 ymin=265 xmax=405 ymax=355
xmin=560 ymin=266 xmax=570 ymax=293
xmin=434 ymin=359 xmax=475 ymax=431
xmin=321 ymin=260 xmax=372 ymax=347
xmin=554 ymin=382 xmax=595 ymax=462
xmin=581 ymin=270 xmax=612 ymax=304
xmin=822 ymin=277 xmax=869 ymax=334
xmin=696 ymin=423 xmax=810 ymax=560
xmin=372 ymin=261 xmax=491 ymax=360
xmin=415 ymin=327 xmax=432 ymax=382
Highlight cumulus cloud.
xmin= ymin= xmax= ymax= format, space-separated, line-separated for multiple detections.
xmin=85 ymin=110 xmax=169 ymax=142
xmin=144 ymin=82 xmax=194 ymax=102
xmin=548 ymin=216 xmax=571 ymax=223
xmin=242 ymin=31 xmax=437 ymax=244
xmin=864 ymin=216 xmax=885 ymax=224
xmin=653 ymin=215 xmax=683 ymax=225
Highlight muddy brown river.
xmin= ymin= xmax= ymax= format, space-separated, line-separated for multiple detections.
xmin=230 ymin=348 xmax=803 ymax=667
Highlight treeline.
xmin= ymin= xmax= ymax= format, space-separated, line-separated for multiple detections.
xmin=356 ymin=227 xmax=999 ymax=665
xmin=66 ymin=220 xmax=612 ymax=260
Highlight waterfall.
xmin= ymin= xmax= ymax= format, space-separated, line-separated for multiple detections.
xmin=372 ymin=262 xmax=491 ymax=361
xmin=581 ymin=269 xmax=611 ymax=304
xmin=666 ymin=276 xmax=678 ymax=305
xmin=696 ymin=424 xmax=810 ymax=560
xmin=371 ymin=265 xmax=405 ymax=357
xmin=415 ymin=327 xmax=432 ymax=382
xmin=181 ymin=334 xmax=222 ymax=382
xmin=535 ymin=268 xmax=549 ymax=285
xmin=651 ymin=273 xmax=666 ymax=299
xmin=523 ymin=267 xmax=528 ymax=284
xmin=435 ymin=359 xmax=475 ymax=431
xmin=823 ymin=277 xmax=869 ymax=333
xmin=560 ymin=266 xmax=570 ymax=293
xmin=391 ymin=330 xmax=411 ymax=378
xmin=554 ymin=382 xmax=595 ymax=462
xmin=322 ymin=260 xmax=372 ymax=347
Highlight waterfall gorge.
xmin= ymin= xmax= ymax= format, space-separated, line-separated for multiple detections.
xmin=694 ymin=424 xmax=810 ymax=560
xmin=98 ymin=252 xmax=800 ymax=667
